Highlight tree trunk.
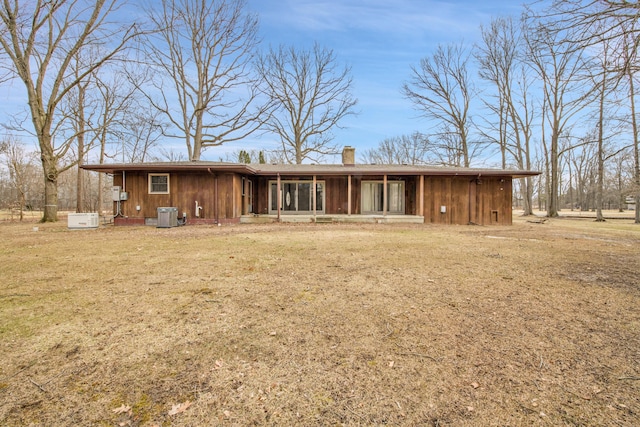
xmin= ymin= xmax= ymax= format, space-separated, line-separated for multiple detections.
xmin=628 ymin=67 xmax=640 ymax=224
xmin=548 ymin=130 xmax=559 ymax=217
xmin=40 ymin=136 xmax=59 ymax=222
xmin=42 ymin=165 xmax=59 ymax=222
xmin=76 ymin=83 xmax=86 ymax=213
xmin=595 ymin=77 xmax=605 ymax=222
xmin=525 ymin=176 xmax=533 ymax=215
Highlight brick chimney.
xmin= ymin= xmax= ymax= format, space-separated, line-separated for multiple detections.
xmin=342 ymin=146 xmax=355 ymax=166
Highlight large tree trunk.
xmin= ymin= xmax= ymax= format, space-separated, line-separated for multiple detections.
xmin=41 ymin=162 xmax=59 ymax=222
xmin=39 ymin=135 xmax=59 ymax=222
xmin=76 ymin=83 xmax=87 ymax=213
xmin=521 ymin=177 xmax=533 ymax=216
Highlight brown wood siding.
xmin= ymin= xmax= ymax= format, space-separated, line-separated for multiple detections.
xmin=113 ymin=171 xmax=244 ymax=221
xmin=325 ymin=176 xmax=347 ymax=214
xmin=253 ymin=177 xmax=270 ymax=215
xmin=405 ymin=177 xmax=417 ymax=215
xmin=474 ymin=177 xmax=512 ymax=225
xmin=422 ymin=176 xmax=512 ymax=225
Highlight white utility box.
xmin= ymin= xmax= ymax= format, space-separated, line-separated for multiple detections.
xmin=68 ymin=213 xmax=99 ymax=229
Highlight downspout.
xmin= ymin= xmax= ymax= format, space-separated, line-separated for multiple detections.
xmin=215 ymin=175 xmax=219 ymax=223
xmin=468 ymin=179 xmax=474 ymax=225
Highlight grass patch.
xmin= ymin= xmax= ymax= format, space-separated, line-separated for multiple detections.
xmin=0 ymin=218 xmax=639 ymax=426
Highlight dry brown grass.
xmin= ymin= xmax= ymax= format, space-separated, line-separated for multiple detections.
xmin=0 ymin=216 xmax=639 ymax=426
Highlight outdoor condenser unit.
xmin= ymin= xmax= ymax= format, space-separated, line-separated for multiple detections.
xmin=68 ymin=213 xmax=99 ymax=229
xmin=157 ymin=207 xmax=178 ymax=228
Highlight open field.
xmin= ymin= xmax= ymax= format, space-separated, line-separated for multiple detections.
xmin=1 ymin=217 xmax=639 ymax=426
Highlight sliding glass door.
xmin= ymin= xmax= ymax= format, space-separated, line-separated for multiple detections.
xmin=269 ymin=181 xmax=324 ymax=214
xmin=361 ymin=181 xmax=405 ymax=214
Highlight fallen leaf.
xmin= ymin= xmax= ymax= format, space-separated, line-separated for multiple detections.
xmin=168 ymin=400 xmax=192 ymax=416
xmin=112 ymin=404 xmax=131 ymax=414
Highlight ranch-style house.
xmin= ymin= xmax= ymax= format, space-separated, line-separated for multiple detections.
xmin=81 ymin=147 xmax=539 ymax=227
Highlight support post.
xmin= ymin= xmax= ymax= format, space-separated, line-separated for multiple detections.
xmin=313 ymin=175 xmax=317 ymax=221
xmin=383 ymin=174 xmax=387 ymax=217
xmin=277 ymin=173 xmax=281 ymax=222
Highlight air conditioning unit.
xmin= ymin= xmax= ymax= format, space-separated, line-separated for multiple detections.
xmin=68 ymin=213 xmax=99 ymax=229
xmin=157 ymin=207 xmax=178 ymax=228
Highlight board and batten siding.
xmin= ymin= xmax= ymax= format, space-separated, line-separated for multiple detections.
xmin=113 ymin=171 xmax=243 ymax=223
xmin=422 ymin=176 xmax=512 ymax=225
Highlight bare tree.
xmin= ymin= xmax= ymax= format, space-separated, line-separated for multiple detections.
xmin=477 ymin=16 xmax=536 ymax=215
xmin=618 ymin=26 xmax=640 ymax=223
xmin=256 ymin=43 xmax=357 ymax=164
xmin=361 ymin=132 xmax=430 ymax=165
xmin=539 ymin=1 xmax=640 ymax=222
xmin=143 ymin=0 xmax=267 ymax=161
xmin=544 ymin=1 xmax=640 ymax=49
xmin=0 ymin=136 xmax=39 ymax=220
xmin=403 ymin=42 xmax=476 ymax=167
xmin=0 ymin=0 xmax=137 ymax=222
xmin=524 ymin=18 xmax=593 ymax=217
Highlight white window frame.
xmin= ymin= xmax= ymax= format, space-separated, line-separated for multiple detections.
xmin=148 ymin=173 xmax=170 ymax=194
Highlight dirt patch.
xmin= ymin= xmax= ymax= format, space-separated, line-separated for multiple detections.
xmin=0 ymin=218 xmax=639 ymax=426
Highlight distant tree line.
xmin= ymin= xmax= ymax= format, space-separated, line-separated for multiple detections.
xmin=0 ymin=0 xmax=638 ymax=222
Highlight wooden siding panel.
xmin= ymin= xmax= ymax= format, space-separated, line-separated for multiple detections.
xmin=176 ymin=173 xmax=213 ymax=219
xmin=325 ymin=176 xmax=347 ymax=214
xmin=112 ymin=171 xmax=247 ymax=222
xmin=473 ymin=177 xmax=512 ymax=225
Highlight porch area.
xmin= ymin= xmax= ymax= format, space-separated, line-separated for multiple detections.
xmin=240 ymin=214 xmax=425 ymax=224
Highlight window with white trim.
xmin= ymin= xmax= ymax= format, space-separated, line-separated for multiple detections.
xmin=149 ymin=173 xmax=170 ymax=194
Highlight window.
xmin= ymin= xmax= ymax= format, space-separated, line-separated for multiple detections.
xmin=269 ymin=180 xmax=324 ymax=214
xmin=149 ymin=173 xmax=170 ymax=194
xmin=361 ymin=181 xmax=404 ymax=214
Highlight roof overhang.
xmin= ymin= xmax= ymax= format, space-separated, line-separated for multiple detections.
xmin=81 ymin=162 xmax=540 ymax=179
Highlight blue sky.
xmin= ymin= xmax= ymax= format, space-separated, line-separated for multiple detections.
xmin=218 ymin=0 xmax=530 ymax=162
xmin=0 ymin=0 xmax=534 ymax=163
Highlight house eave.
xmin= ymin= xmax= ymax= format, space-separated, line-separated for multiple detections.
xmin=81 ymin=161 xmax=540 ymax=179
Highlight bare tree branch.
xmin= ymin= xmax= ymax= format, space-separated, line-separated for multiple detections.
xmin=256 ymin=43 xmax=357 ymax=164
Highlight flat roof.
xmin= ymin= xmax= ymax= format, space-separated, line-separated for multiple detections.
xmin=81 ymin=161 xmax=540 ymax=178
